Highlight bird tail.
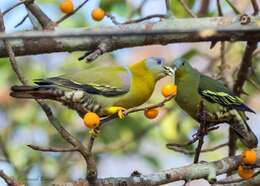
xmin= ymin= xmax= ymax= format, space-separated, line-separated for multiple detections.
xmin=230 ymin=111 xmax=258 ymax=148
xmin=10 ymin=85 xmax=64 ymax=100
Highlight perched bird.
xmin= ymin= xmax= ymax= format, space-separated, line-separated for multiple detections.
xmin=10 ymin=57 xmax=174 ymax=118
xmin=169 ymin=58 xmax=258 ymax=148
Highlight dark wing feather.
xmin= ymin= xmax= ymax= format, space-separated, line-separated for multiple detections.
xmin=35 ymin=66 xmax=131 ymax=97
xmin=199 ymin=74 xmax=255 ymax=113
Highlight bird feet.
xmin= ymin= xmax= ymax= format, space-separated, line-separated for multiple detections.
xmin=166 ymin=126 xmax=219 ymax=149
xmin=105 ymin=106 xmax=127 ymax=119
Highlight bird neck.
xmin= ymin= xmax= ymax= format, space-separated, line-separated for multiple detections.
xmin=127 ymin=61 xmax=155 ymax=105
xmin=175 ymin=68 xmax=201 ymax=118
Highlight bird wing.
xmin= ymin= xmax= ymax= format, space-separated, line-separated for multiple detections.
xmin=35 ymin=66 xmax=131 ymax=97
xmin=198 ymin=74 xmax=255 ymax=113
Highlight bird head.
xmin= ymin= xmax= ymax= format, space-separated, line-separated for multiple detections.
xmin=169 ymin=58 xmax=193 ymax=78
xmin=143 ymin=57 xmax=174 ymax=80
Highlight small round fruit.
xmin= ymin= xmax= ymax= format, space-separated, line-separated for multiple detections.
xmin=144 ymin=108 xmax=159 ymax=119
xmin=60 ymin=0 xmax=74 ymax=14
xmin=83 ymin=112 xmax=100 ymax=129
xmin=241 ymin=149 xmax=257 ymax=165
xmin=238 ymin=165 xmax=254 ymax=179
xmin=161 ymin=84 xmax=177 ymax=97
xmin=91 ymin=8 xmax=105 ymax=21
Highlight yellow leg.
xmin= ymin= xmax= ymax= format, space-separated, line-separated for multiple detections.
xmin=104 ymin=106 xmax=127 ymax=119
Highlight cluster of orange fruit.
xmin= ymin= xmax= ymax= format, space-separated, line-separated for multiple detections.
xmin=60 ymin=0 xmax=105 ymax=21
xmin=83 ymin=83 xmax=177 ymax=129
xmin=238 ymin=149 xmax=257 ymax=179
xmin=144 ymin=83 xmax=177 ymax=119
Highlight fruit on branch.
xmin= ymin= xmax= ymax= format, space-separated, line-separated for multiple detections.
xmin=238 ymin=165 xmax=254 ymax=179
xmin=168 ymin=58 xmax=258 ymax=149
xmin=241 ymin=149 xmax=257 ymax=165
xmin=91 ymin=8 xmax=105 ymax=21
xmin=161 ymin=83 xmax=177 ymax=97
xmin=144 ymin=108 xmax=159 ymax=119
xmin=60 ymin=0 xmax=74 ymax=14
xmin=83 ymin=112 xmax=100 ymax=128
xmin=10 ymin=57 xmax=174 ymax=119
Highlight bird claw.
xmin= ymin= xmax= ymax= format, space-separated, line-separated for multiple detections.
xmin=118 ymin=108 xmax=127 ymax=119
xmin=104 ymin=106 xmax=127 ymax=119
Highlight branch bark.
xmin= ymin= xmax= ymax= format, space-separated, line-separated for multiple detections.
xmin=53 ymin=148 xmax=260 ymax=186
xmin=0 ymin=16 xmax=260 ymax=57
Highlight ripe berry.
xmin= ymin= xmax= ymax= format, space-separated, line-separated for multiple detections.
xmin=91 ymin=8 xmax=105 ymax=21
xmin=83 ymin=112 xmax=100 ymax=129
xmin=60 ymin=0 xmax=74 ymax=14
xmin=144 ymin=108 xmax=159 ymax=119
xmin=161 ymin=84 xmax=177 ymax=97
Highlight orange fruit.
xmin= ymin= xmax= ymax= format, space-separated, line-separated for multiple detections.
xmin=238 ymin=165 xmax=254 ymax=179
xmin=161 ymin=84 xmax=177 ymax=97
xmin=241 ymin=149 xmax=257 ymax=165
xmin=83 ymin=112 xmax=100 ymax=129
xmin=60 ymin=0 xmax=74 ymax=14
xmin=144 ymin=108 xmax=159 ymax=119
xmin=91 ymin=8 xmax=105 ymax=21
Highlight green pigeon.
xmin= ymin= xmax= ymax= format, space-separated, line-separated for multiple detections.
xmin=169 ymin=58 xmax=258 ymax=148
xmin=10 ymin=57 xmax=174 ymax=118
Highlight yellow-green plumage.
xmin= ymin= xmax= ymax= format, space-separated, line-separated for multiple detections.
xmin=170 ymin=58 xmax=258 ymax=148
xmin=10 ymin=57 xmax=172 ymax=118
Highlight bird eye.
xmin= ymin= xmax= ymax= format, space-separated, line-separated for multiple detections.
xmin=156 ymin=59 xmax=162 ymax=65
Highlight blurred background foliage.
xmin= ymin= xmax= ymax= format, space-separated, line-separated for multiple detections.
xmin=0 ymin=0 xmax=260 ymax=186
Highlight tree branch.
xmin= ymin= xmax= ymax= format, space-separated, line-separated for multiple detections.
xmin=22 ymin=0 xmax=55 ymax=29
xmin=55 ymin=0 xmax=90 ymax=25
xmin=228 ymin=41 xmax=257 ymax=171
xmin=54 ymin=148 xmax=260 ymax=186
xmin=198 ymin=0 xmax=210 ymax=17
xmin=0 ymin=170 xmax=21 ymax=186
xmin=0 ymin=16 xmax=260 ymax=57
xmin=179 ymin=0 xmax=197 ymax=18
xmin=251 ymin=0 xmax=259 ymax=16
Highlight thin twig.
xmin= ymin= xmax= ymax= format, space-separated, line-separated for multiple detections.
xmin=167 ymin=126 xmax=219 ymax=149
xmin=27 ymin=144 xmax=78 ymax=152
xmin=198 ymin=0 xmax=210 ymax=17
xmin=217 ymin=0 xmax=223 ymax=16
xmin=123 ymin=14 xmax=167 ymax=24
xmin=125 ymin=95 xmax=174 ymax=115
xmin=179 ymin=0 xmax=197 ymax=18
xmin=228 ymin=41 xmax=257 ymax=171
xmin=0 ymin=170 xmax=21 ymax=186
xmin=56 ymin=0 xmax=90 ymax=25
xmin=15 ymin=14 xmax=29 ymax=28
xmin=165 ymin=0 xmax=172 ymax=15
xmin=167 ymin=143 xmax=228 ymax=155
xmin=106 ymin=13 xmax=167 ymax=25
xmin=224 ymin=0 xmax=241 ymax=15
xmin=22 ymin=0 xmax=55 ymax=29
xmin=193 ymin=101 xmax=207 ymax=163
xmin=3 ymin=0 xmax=32 ymax=15
xmin=98 ymin=94 xmax=175 ymax=127
xmin=105 ymin=13 xmax=120 ymax=25
xmin=251 ymin=0 xmax=259 ymax=15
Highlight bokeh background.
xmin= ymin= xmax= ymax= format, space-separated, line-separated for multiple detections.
xmin=1 ymin=0 xmax=260 ymax=185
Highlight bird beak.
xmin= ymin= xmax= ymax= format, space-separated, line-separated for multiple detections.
xmin=163 ymin=66 xmax=175 ymax=76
